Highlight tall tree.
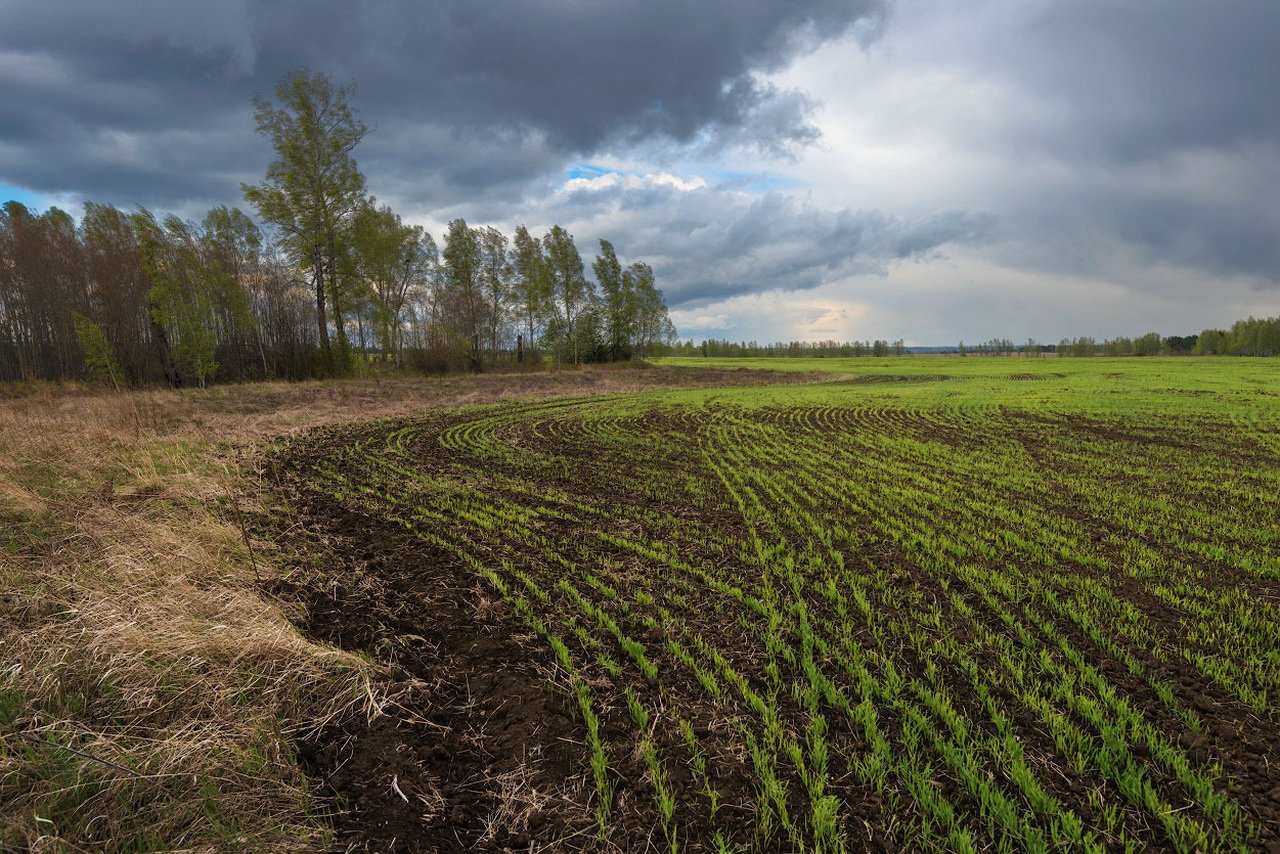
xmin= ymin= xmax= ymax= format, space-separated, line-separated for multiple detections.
xmin=131 ymin=210 xmax=220 ymax=388
xmin=81 ymin=202 xmax=153 ymax=385
xmin=478 ymin=226 xmax=511 ymax=366
xmin=625 ymin=261 xmax=675 ymax=359
xmin=242 ymin=69 xmax=368 ymax=376
xmin=201 ymin=206 xmax=263 ymax=379
xmin=349 ymin=200 xmax=432 ymax=365
xmin=441 ymin=218 xmax=484 ymax=370
xmin=593 ymin=239 xmax=633 ymax=361
xmin=543 ymin=225 xmax=591 ymax=365
xmin=0 ymin=203 xmax=85 ymax=381
xmin=510 ymin=225 xmax=549 ymax=365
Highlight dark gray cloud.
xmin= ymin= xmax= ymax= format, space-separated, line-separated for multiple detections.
xmin=532 ymin=176 xmax=994 ymax=306
xmin=992 ymin=162 xmax=1280 ymax=289
xmin=0 ymin=0 xmax=885 ymax=210
xmin=998 ymin=1 xmax=1280 ymax=165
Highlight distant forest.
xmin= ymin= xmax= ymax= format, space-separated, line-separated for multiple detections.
xmin=676 ymin=319 xmax=1280 ymax=359
xmin=0 ymin=71 xmax=675 ymax=387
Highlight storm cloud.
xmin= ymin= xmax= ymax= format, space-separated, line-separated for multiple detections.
xmin=537 ymin=173 xmax=994 ymax=306
xmin=0 ymin=0 xmax=885 ymax=208
xmin=2 ymin=0 xmax=1277 ymax=342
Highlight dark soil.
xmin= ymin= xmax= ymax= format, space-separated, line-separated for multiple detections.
xmin=264 ymin=499 xmax=600 ymax=853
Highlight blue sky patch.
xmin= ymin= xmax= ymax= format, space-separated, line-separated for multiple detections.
xmin=0 ymin=182 xmax=51 ymax=212
xmin=565 ymin=163 xmax=616 ymax=181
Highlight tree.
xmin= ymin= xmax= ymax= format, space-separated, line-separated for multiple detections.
xmin=1133 ymin=331 xmax=1162 ymax=356
xmin=543 ymin=226 xmax=591 ymax=365
xmin=201 ymin=206 xmax=263 ymax=379
xmin=441 ymin=218 xmax=485 ymax=370
xmin=624 ymin=262 xmax=674 ymax=359
xmin=131 ymin=210 xmax=220 ymax=388
xmin=0 ymin=202 xmax=86 ymax=381
xmin=510 ymin=225 xmax=549 ymax=365
xmin=242 ymin=70 xmax=368 ymax=376
xmin=1072 ymin=336 xmax=1097 ymax=357
xmin=81 ymin=202 xmax=153 ymax=385
xmin=594 ymin=239 xmax=633 ymax=361
xmin=73 ymin=312 xmax=126 ymax=390
xmin=349 ymin=200 xmax=431 ymax=364
xmin=478 ymin=226 xmax=511 ymax=366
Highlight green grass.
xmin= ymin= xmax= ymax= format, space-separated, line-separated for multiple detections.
xmin=274 ymin=356 xmax=1280 ymax=850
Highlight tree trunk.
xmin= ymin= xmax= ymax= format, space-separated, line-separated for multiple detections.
xmin=149 ymin=308 xmax=182 ymax=388
xmin=326 ymin=237 xmax=350 ymax=373
xmin=256 ymin=323 xmax=269 ymax=377
xmin=313 ymin=247 xmax=332 ymax=375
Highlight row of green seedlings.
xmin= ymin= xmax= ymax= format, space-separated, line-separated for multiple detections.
xmin=868 ymin=413 xmax=1280 ymax=727
xmin=849 ymin=460 xmax=1249 ymax=839
xmin=752 ymin=412 xmax=1254 ymax=839
xmin=428 ymin=403 xmax=869 ymax=851
xmin=946 ymin=418 xmax=1280 ymax=713
xmin=293 ymin=402 xmax=1269 ymax=854
xmin=858 ymin=432 xmax=1223 ymax=724
xmin=302 ymin=404 xmax=1249 ymax=850
xmin=704 ymin=408 xmax=1252 ymax=848
xmin=509 ymin=399 xmax=1228 ymax=850
xmin=330 ymin=421 xmax=741 ymax=848
xmin=708 ymin=417 xmax=1062 ymax=850
xmin=283 ymin=427 xmax=618 ymax=837
xmin=537 ymin=407 xmax=1111 ymax=850
xmin=748 ymin=403 xmax=1242 ymax=736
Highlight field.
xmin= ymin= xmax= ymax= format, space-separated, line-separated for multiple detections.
xmin=0 ymin=367 xmax=803 ymax=852
xmin=3 ymin=359 xmax=1277 ymax=851
xmin=265 ymin=357 xmax=1280 ymax=851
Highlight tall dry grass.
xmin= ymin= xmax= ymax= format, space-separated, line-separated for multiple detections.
xmin=0 ymin=382 xmax=418 ymax=852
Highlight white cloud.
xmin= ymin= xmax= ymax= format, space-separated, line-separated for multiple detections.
xmin=670 ymin=311 xmax=734 ymax=332
xmin=562 ymin=171 xmax=709 ymax=194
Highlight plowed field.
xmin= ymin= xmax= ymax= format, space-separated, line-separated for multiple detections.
xmin=270 ymin=358 xmax=1280 ymax=852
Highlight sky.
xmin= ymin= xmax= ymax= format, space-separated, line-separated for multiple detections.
xmin=1 ymin=0 xmax=1277 ymax=345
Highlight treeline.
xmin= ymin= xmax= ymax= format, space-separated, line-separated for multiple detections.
xmin=238 ymin=69 xmax=673 ymax=379
xmin=0 ymin=201 xmax=311 ymax=386
xmin=1192 ymin=317 xmax=1280 ymax=356
xmin=958 ymin=324 xmax=1280 ymax=357
xmin=1049 ymin=320 xmax=1278 ymax=356
xmin=673 ymin=339 xmax=909 ymax=358
xmin=0 ymin=70 xmax=674 ymax=387
xmin=0 ymin=200 xmax=673 ymax=386
xmin=672 ymin=320 xmax=1280 ymax=362
xmin=953 ymin=336 xmax=1187 ymax=356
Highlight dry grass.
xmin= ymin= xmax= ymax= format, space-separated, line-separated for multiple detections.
xmin=0 ymin=366 xmax=775 ymax=851
xmin=0 ymin=384 xmax=383 ymax=851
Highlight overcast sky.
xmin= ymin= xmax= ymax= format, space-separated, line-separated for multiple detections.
xmin=2 ymin=0 xmax=1276 ymax=344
